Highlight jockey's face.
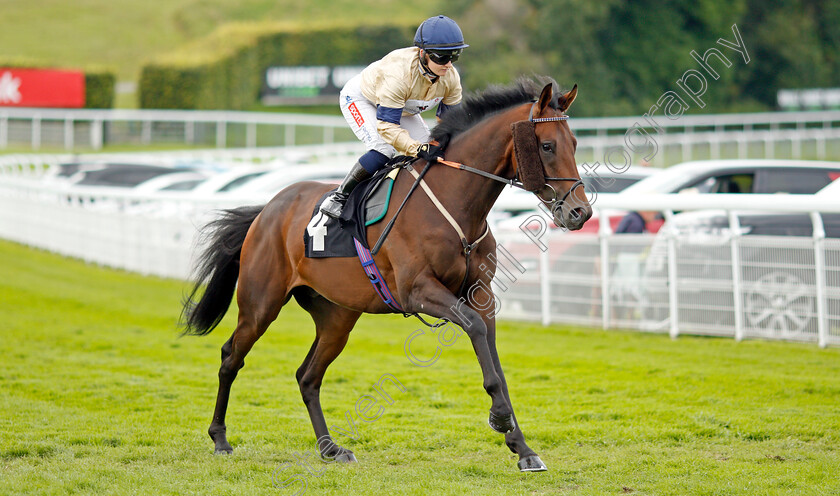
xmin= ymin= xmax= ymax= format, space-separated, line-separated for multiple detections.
xmin=422 ymin=50 xmax=456 ymax=77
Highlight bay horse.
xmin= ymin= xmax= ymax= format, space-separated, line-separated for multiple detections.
xmin=181 ymin=78 xmax=592 ymax=472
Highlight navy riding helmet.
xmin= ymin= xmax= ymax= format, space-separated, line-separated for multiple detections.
xmin=414 ymin=15 xmax=469 ymax=51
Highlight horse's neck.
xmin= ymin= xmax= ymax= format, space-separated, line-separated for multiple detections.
xmin=431 ymin=124 xmax=513 ymax=235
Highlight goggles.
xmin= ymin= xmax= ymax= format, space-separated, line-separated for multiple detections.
xmin=426 ymin=49 xmax=461 ymax=65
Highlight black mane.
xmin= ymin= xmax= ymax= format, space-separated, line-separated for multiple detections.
xmin=431 ymin=76 xmax=560 ymax=145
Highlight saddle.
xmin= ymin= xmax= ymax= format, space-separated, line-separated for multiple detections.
xmin=304 ymin=163 xmax=404 ymax=259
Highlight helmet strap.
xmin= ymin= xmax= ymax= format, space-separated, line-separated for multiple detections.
xmin=418 ymin=50 xmax=440 ymax=83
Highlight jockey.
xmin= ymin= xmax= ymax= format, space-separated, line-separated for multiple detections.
xmin=319 ymin=15 xmax=468 ymax=218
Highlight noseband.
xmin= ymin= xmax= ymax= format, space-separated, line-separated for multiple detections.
xmin=512 ymin=101 xmax=585 ymax=208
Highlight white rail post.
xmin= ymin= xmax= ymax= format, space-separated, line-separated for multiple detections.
xmin=216 ymin=120 xmax=226 ymax=148
xmin=793 ymin=121 xmax=804 ymax=158
xmin=599 ymin=209 xmax=612 ymax=329
xmin=64 ymin=116 xmax=74 ymax=150
xmin=185 ymin=120 xmax=195 ymax=145
xmin=712 ymin=125 xmax=722 ymax=160
xmin=728 ymin=211 xmax=745 ymax=341
xmin=540 ymin=236 xmax=551 ymax=326
xmin=817 ymin=120 xmax=828 ymax=160
xmin=740 ymin=124 xmax=751 ymax=159
xmin=246 ymin=122 xmax=257 ymax=148
xmin=285 ymin=124 xmax=295 ymax=147
xmin=0 ymin=113 xmax=7 ymax=148
xmin=810 ymin=211 xmax=828 ymax=348
xmin=32 ymin=115 xmax=41 ymax=150
xmin=91 ymin=119 xmax=103 ymax=150
xmin=142 ymin=119 xmax=152 ymax=145
xmin=664 ymin=210 xmax=680 ymax=339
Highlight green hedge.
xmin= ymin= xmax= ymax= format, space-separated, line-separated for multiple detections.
xmin=84 ymin=71 xmax=116 ymax=109
xmin=0 ymin=60 xmax=115 ymax=108
xmin=139 ymin=21 xmax=415 ymax=110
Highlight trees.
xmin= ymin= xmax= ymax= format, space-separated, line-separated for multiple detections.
xmin=451 ymin=0 xmax=839 ymax=116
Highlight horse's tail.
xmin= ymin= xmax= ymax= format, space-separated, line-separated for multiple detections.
xmin=180 ymin=205 xmax=263 ymax=336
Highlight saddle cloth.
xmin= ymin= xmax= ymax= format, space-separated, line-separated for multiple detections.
xmin=304 ymin=167 xmax=399 ymax=258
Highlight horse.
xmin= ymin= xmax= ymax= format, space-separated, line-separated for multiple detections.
xmin=181 ymin=77 xmax=592 ymax=473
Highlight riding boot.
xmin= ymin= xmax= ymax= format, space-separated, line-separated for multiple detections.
xmin=319 ymin=161 xmax=372 ymax=218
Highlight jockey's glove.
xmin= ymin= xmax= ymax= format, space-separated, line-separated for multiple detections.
xmin=417 ymin=143 xmax=444 ymax=162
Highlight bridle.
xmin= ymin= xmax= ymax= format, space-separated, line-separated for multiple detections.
xmin=435 ymin=100 xmax=585 ymax=210
xmin=370 ymin=99 xmax=586 ymax=321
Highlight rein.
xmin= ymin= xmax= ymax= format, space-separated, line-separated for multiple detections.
xmin=368 ymin=100 xmax=585 ymax=324
xmin=436 ymin=106 xmax=584 ymax=208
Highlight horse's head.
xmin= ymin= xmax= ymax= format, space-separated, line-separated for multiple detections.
xmin=511 ymin=82 xmax=592 ymax=231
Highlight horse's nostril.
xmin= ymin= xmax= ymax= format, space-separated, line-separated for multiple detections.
xmin=570 ymin=207 xmax=584 ymax=221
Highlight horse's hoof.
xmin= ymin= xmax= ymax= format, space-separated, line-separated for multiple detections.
xmin=518 ymin=455 xmax=547 ymax=472
xmin=214 ymin=447 xmax=233 ymax=455
xmin=488 ymin=411 xmax=516 ymax=433
xmin=334 ymin=452 xmax=357 ymax=463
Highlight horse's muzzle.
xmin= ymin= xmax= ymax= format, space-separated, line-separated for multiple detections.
xmin=552 ymin=201 xmax=592 ymax=231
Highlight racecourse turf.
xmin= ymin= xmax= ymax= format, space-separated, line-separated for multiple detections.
xmin=1 ymin=239 xmax=839 ymax=495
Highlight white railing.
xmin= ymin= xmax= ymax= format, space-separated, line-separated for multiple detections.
xmin=493 ymin=194 xmax=840 ymax=348
xmin=0 ymin=108 xmax=355 ymax=151
xmin=2 ymin=107 xmax=840 ymax=166
xmin=1 ymin=155 xmax=839 ymax=347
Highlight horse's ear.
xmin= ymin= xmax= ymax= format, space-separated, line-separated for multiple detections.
xmin=536 ymin=83 xmax=553 ymax=114
xmin=558 ymin=84 xmax=578 ymax=112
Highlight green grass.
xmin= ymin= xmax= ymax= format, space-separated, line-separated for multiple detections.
xmin=1 ymin=1 xmax=441 ymax=89
xmin=1 ymin=238 xmax=839 ymax=495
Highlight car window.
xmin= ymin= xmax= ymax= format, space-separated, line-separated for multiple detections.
xmin=679 ymin=173 xmax=754 ymax=194
xmin=581 ymin=176 xmax=641 ymax=193
xmin=758 ymin=168 xmax=840 ymax=194
xmin=218 ymin=172 xmax=268 ymax=192
xmin=162 ymin=179 xmax=204 ymax=191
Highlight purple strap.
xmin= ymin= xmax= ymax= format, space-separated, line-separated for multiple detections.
xmin=353 ymin=238 xmax=404 ymax=312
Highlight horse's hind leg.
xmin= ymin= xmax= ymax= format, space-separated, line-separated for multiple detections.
xmin=208 ymin=269 xmax=289 ymax=454
xmin=294 ymin=288 xmax=361 ymax=462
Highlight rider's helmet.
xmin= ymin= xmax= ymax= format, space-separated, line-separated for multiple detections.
xmin=414 ymin=16 xmax=469 ymax=63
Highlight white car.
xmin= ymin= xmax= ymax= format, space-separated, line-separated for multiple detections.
xmin=132 ymin=171 xmax=210 ymax=193
xmin=493 ymin=164 xmax=658 ymax=218
xmin=183 ymin=165 xmax=280 ymax=195
xmin=619 ymin=159 xmax=840 ymax=196
xmin=498 ymin=159 xmax=840 ymax=234
xmin=220 ymin=162 xmax=352 ymax=201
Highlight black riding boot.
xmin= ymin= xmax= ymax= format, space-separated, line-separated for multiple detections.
xmin=319 ymin=161 xmax=371 ymax=218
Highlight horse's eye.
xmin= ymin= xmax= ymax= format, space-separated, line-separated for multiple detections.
xmin=541 ymin=142 xmax=554 ymax=153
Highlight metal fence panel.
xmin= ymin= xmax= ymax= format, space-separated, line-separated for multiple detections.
xmin=2 ymin=151 xmax=840 ymax=347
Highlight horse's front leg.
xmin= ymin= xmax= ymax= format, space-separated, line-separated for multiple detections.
xmin=483 ymin=313 xmax=547 ymax=472
xmin=410 ymin=278 xmax=515 ymax=433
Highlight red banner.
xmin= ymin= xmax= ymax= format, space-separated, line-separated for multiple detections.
xmin=0 ymin=68 xmax=86 ymax=108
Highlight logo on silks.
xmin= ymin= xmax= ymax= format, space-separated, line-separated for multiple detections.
xmin=348 ymin=102 xmax=365 ymax=127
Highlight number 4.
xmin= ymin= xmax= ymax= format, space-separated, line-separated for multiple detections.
xmin=306 ymin=213 xmax=329 ymax=251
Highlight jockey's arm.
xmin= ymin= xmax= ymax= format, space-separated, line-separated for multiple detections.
xmin=375 ymin=106 xmax=423 ymax=157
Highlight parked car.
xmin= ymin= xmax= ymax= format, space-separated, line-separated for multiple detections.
xmin=495 ymin=160 xmax=840 ymax=327
xmin=639 ymin=179 xmax=840 ymax=339
xmin=503 ymin=159 xmax=840 ymax=234
xmin=619 ymin=159 xmax=840 ymax=196
xmin=132 ymin=171 xmax=210 ymax=193
xmin=184 ymin=165 xmax=278 ymax=195
xmin=221 ymin=163 xmax=350 ymax=199
xmin=68 ymin=164 xmax=187 ymax=188
xmin=492 ymin=164 xmax=658 ymax=221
